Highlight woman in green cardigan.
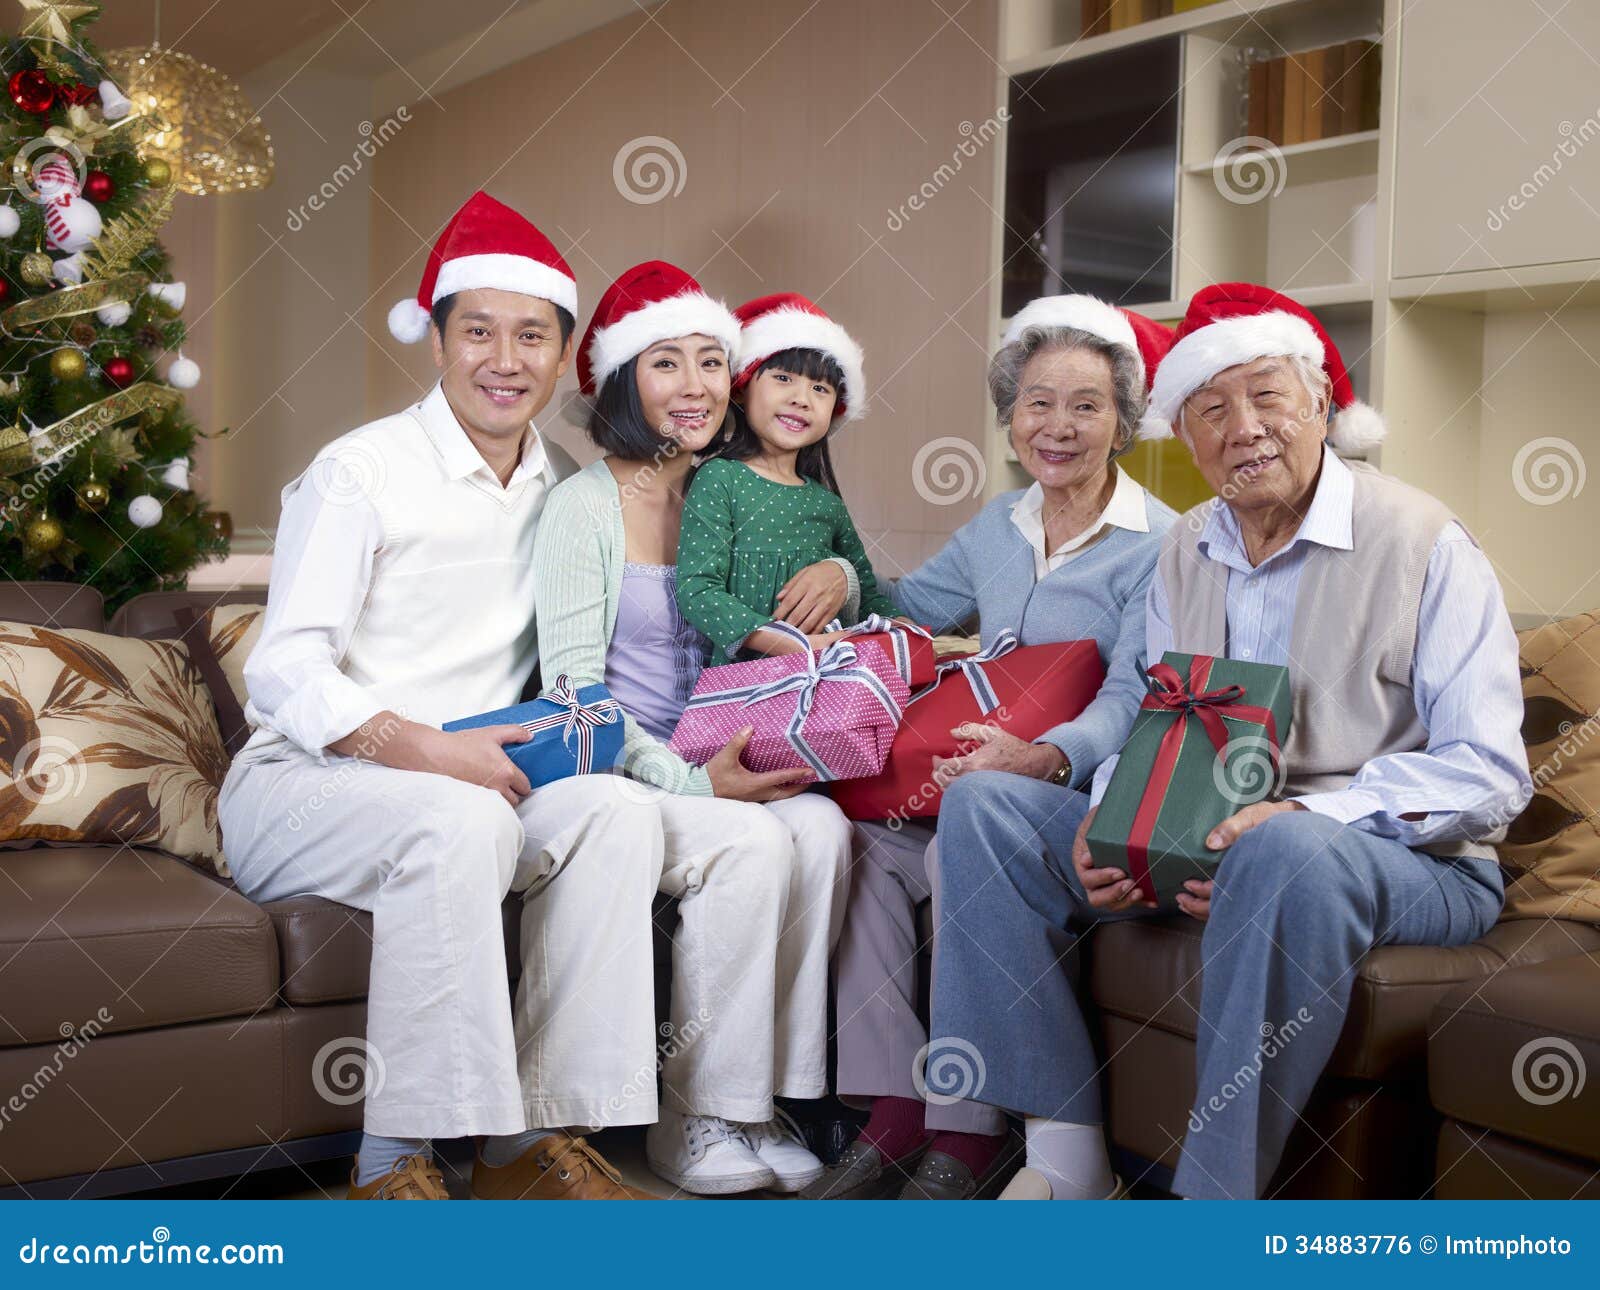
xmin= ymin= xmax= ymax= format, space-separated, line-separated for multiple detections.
xmin=530 ymin=261 xmax=854 ymax=1197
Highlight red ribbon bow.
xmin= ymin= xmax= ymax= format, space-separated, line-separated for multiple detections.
xmin=1124 ymin=656 xmax=1281 ymax=899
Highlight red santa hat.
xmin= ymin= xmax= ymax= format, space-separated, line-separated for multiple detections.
xmin=387 ymin=190 xmax=577 ymax=344
xmin=730 ymin=293 xmax=868 ymax=425
xmin=1144 ymin=282 xmax=1384 ymax=452
xmin=577 ymin=260 xmax=742 ymax=397
xmin=1001 ymin=295 xmax=1174 ymax=434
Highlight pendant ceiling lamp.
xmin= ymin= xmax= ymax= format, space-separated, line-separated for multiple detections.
xmin=105 ymin=0 xmax=274 ymax=196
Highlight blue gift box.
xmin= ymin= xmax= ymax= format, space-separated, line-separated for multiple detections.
xmin=442 ymin=675 xmax=624 ymax=786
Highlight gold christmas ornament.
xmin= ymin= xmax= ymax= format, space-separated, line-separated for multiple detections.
xmin=141 ymin=156 xmax=171 ymax=187
xmin=24 ymin=512 xmax=64 ymax=553
xmin=104 ymin=46 xmax=274 ymax=196
xmin=78 ymin=477 xmax=109 ymax=510
xmin=49 ymin=348 xmax=86 ymax=380
xmin=19 ymin=251 xmax=53 ymax=285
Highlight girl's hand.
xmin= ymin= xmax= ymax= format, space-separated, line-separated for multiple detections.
xmin=706 ymin=727 xmax=817 ymax=802
xmin=774 ymin=560 xmax=849 ymax=633
xmin=930 ymin=723 xmax=1064 ymax=786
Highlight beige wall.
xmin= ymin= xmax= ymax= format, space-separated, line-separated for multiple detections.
xmin=199 ymin=0 xmax=1005 ymax=580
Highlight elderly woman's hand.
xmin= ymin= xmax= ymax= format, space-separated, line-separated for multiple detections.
xmin=931 ymin=722 xmax=1066 ymax=786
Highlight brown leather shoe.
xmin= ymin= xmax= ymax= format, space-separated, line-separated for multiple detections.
xmin=345 ymin=1154 xmax=449 ymax=1199
xmin=470 ymin=1131 xmax=657 ymax=1200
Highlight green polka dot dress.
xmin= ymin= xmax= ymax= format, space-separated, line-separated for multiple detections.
xmin=677 ymin=458 xmax=898 ymax=655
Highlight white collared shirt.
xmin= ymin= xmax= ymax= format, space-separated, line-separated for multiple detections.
xmin=1008 ymin=462 xmax=1151 ymax=580
xmin=239 ymin=381 xmax=561 ymax=763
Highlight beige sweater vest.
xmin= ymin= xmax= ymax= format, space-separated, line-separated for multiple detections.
xmin=1157 ymin=462 xmax=1496 ymax=860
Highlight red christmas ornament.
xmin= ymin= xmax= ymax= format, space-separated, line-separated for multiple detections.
xmin=9 ymin=70 xmax=56 ymax=115
xmin=0 ymin=280 xmax=9 ymax=303
xmin=83 ymin=170 xmax=114 ymax=203
xmin=102 ymin=356 xmax=135 ymax=388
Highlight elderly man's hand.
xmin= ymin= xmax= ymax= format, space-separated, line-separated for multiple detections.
xmin=931 ymin=723 xmax=1063 ymax=786
xmin=1205 ymin=799 xmax=1306 ymax=850
xmin=1072 ymin=805 xmax=1158 ymax=913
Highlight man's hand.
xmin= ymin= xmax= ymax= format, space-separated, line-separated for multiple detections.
xmin=1204 ymin=799 xmax=1305 ymax=850
xmin=706 ymin=727 xmax=816 ymax=802
xmin=420 ymin=725 xmax=534 ymax=807
xmin=1175 ymin=878 xmax=1213 ymax=922
xmin=1071 ymin=805 xmax=1157 ymax=913
xmin=774 ymin=560 xmax=849 ymax=633
xmin=931 ymin=723 xmax=1064 ymax=787
xmin=1177 ymin=800 xmax=1305 ymax=920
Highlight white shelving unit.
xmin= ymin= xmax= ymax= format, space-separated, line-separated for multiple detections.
xmin=985 ymin=0 xmax=1600 ymax=617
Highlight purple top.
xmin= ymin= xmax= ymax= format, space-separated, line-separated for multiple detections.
xmin=604 ymin=562 xmax=712 ymax=743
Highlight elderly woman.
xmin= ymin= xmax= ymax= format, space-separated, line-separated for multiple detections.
xmin=929 ymin=283 xmax=1530 ymax=1201
xmin=806 ymin=296 xmax=1177 ymax=1201
xmin=530 ymin=261 xmax=857 ymax=1197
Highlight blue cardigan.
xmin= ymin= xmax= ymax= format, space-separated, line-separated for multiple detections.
xmin=890 ymin=485 xmax=1177 ymax=790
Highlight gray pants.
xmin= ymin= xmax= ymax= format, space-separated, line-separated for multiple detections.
xmin=832 ymin=820 xmax=1004 ymax=1135
xmin=928 ymin=770 xmax=1505 ymax=1198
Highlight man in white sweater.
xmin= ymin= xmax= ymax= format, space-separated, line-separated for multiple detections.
xmin=219 ymin=191 xmax=658 ymax=1199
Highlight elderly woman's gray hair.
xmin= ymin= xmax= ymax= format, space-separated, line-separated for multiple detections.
xmin=987 ymin=324 xmax=1146 ymax=459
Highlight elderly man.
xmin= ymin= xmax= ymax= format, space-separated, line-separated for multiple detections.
xmin=926 ymin=282 xmax=1531 ymax=1200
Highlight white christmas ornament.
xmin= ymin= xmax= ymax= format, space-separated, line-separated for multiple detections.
xmin=53 ymin=253 xmax=84 ymax=284
xmin=43 ymin=195 xmax=101 ymax=253
xmin=128 ymin=495 xmax=163 ymax=528
xmin=96 ymin=300 xmax=132 ymax=327
xmin=0 ymin=205 xmax=18 ymax=238
xmin=147 ymin=281 xmax=186 ymax=312
xmin=166 ymin=354 xmax=201 ymax=389
xmin=161 ymin=458 xmax=190 ymax=490
xmin=98 ymin=80 xmax=132 ymax=121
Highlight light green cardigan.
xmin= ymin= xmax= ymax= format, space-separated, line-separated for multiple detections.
xmin=530 ymin=458 xmax=862 ymax=798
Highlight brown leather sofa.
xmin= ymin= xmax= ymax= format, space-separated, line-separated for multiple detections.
xmin=0 ymin=582 xmax=446 ymax=1197
xmin=1428 ymin=948 xmax=1600 ymax=1198
xmin=4 ymin=579 xmax=1596 ymax=1199
xmin=1088 ymin=914 xmax=1600 ymax=1197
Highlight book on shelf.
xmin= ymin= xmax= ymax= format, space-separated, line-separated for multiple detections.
xmin=1246 ymin=37 xmax=1381 ymax=148
xmin=1081 ymin=1 xmax=1113 ymax=38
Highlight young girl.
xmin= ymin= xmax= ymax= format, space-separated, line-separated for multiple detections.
xmin=677 ymin=293 xmax=899 ymax=658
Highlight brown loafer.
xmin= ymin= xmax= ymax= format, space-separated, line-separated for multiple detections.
xmin=896 ymin=1132 xmax=1023 ymax=1200
xmin=345 ymin=1153 xmax=449 ymax=1199
xmin=471 ymin=1131 xmax=657 ymax=1199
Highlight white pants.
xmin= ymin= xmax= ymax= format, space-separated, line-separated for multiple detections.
xmin=217 ymin=746 xmax=850 ymax=1138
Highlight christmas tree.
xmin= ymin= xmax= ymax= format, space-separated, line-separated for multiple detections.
xmin=0 ymin=1 xmax=228 ymax=611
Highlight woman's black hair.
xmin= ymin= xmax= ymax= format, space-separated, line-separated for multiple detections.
xmin=703 ymin=347 xmax=845 ymax=494
xmin=430 ymin=292 xmax=575 ymax=347
xmin=585 ymin=357 xmax=739 ymax=461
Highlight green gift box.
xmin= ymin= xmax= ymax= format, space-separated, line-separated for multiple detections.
xmin=1085 ymin=652 xmax=1293 ymax=910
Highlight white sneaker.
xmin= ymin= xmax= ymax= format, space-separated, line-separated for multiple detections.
xmin=646 ymin=1111 xmax=777 ymax=1195
xmin=739 ymin=1111 xmax=825 ymax=1192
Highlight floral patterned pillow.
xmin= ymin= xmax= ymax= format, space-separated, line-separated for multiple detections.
xmin=0 ymin=622 xmax=229 ymax=875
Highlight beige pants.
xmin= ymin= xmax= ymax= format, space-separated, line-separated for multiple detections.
xmin=218 ymin=746 xmax=850 ymax=1138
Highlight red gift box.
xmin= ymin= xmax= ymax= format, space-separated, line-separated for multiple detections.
xmin=828 ymin=631 xmax=1106 ymax=821
xmin=668 ymin=628 xmax=910 ymax=780
xmin=827 ymin=615 xmax=937 ymax=689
